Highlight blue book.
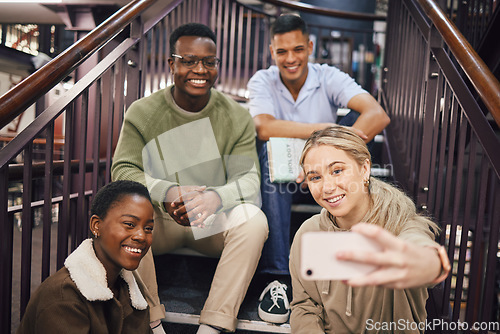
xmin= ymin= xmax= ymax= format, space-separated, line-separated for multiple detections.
xmin=267 ymin=137 xmax=306 ymax=183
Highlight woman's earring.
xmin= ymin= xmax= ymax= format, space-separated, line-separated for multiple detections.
xmin=93 ymin=231 xmax=98 ymax=238
xmin=364 ymin=178 xmax=370 ymax=187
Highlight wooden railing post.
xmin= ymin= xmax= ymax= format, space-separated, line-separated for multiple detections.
xmin=416 ymin=24 xmax=443 ymax=212
xmin=125 ymin=17 xmax=144 ymax=110
xmin=0 ymin=165 xmax=12 ymax=334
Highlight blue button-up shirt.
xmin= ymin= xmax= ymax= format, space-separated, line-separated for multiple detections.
xmin=247 ymin=63 xmax=367 ymax=124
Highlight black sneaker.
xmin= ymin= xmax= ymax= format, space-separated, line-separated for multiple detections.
xmin=258 ymin=280 xmax=290 ymax=323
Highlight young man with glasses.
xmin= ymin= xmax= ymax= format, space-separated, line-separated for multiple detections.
xmin=112 ymin=23 xmax=268 ymax=334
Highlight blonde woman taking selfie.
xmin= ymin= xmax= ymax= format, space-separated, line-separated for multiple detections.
xmin=289 ymin=126 xmax=450 ymax=333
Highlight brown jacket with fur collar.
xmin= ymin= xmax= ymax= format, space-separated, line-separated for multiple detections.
xmin=17 ymin=239 xmax=152 ymax=334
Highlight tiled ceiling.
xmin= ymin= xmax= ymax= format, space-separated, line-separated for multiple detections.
xmin=0 ymin=0 xmax=130 ymax=24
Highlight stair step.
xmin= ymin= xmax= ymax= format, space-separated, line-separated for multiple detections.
xmin=163 ymin=312 xmax=291 ymax=333
xmin=291 ymin=203 xmax=322 ymax=214
xmin=155 ymin=253 xmax=290 ymax=333
xmin=337 ymin=108 xmax=349 ymax=116
xmin=371 ymin=166 xmax=392 ymax=177
xmin=374 ymin=134 xmax=384 ymax=143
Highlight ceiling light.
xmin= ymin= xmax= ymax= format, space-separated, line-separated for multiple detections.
xmin=0 ymin=0 xmax=63 ymax=3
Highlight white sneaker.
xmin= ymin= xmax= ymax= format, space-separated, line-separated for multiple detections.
xmin=257 ymin=280 xmax=290 ymax=323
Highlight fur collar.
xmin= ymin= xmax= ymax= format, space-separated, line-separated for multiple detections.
xmin=64 ymin=239 xmax=148 ymax=310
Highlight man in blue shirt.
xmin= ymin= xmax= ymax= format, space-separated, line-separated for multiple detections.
xmin=247 ymin=14 xmax=390 ymax=324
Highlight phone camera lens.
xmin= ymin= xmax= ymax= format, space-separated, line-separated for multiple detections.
xmin=306 ymin=269 xmax=312 ymax=276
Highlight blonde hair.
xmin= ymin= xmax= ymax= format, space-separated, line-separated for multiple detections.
xmin=300 ymin=126 xmax=439 ymax=235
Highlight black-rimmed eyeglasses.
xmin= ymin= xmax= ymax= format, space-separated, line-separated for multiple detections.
xmin=171 ymin=54 xmax=221 ymax=70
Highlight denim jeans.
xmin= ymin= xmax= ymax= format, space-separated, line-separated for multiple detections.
xmin=256 ymin=111 xmax=366 ymax=275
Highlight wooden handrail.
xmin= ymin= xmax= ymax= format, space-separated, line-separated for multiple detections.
xmin=261 ymin=0 xmax=386 ymax=21
xmin=0 ymin=0 xmax=155 ymax=130
xmin=419 ymin=0 xmax=500 ymax=127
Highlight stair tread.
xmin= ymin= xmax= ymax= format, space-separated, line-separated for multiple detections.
xmin=155 ymin=254 xmax=291 ymax=333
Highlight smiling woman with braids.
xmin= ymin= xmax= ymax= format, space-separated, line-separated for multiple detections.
xmin=17 ymin=180 xmax=155 ymax=334
xmin=289 ymin=126 xmax=451 ymax=333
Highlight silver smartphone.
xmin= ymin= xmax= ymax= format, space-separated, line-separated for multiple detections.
xmin=300 ymin=231 xmax=382 ymax=281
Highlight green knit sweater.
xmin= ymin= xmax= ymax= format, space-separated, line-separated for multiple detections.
xmin=111 ymin=87 xmax=260 ymax=213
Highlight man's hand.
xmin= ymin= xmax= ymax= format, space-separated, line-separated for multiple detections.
xmin=164 ymin=185 xmax=222 ymax=227
xmin=164 ymin=185 xmax=205 ymax=226
xmin=347 ymin=126 xmax=368 ymax=142
xmin=347 ymin=93 xmax=390 ymax=142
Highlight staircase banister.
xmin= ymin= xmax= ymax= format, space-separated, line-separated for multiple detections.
xmin=419 ymin=0 xmax=500 ymax=127
xmin=260 ymin=0 xmax=386 ymax=21
xmin=0 ymin=0 xmax=155 ymax=130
